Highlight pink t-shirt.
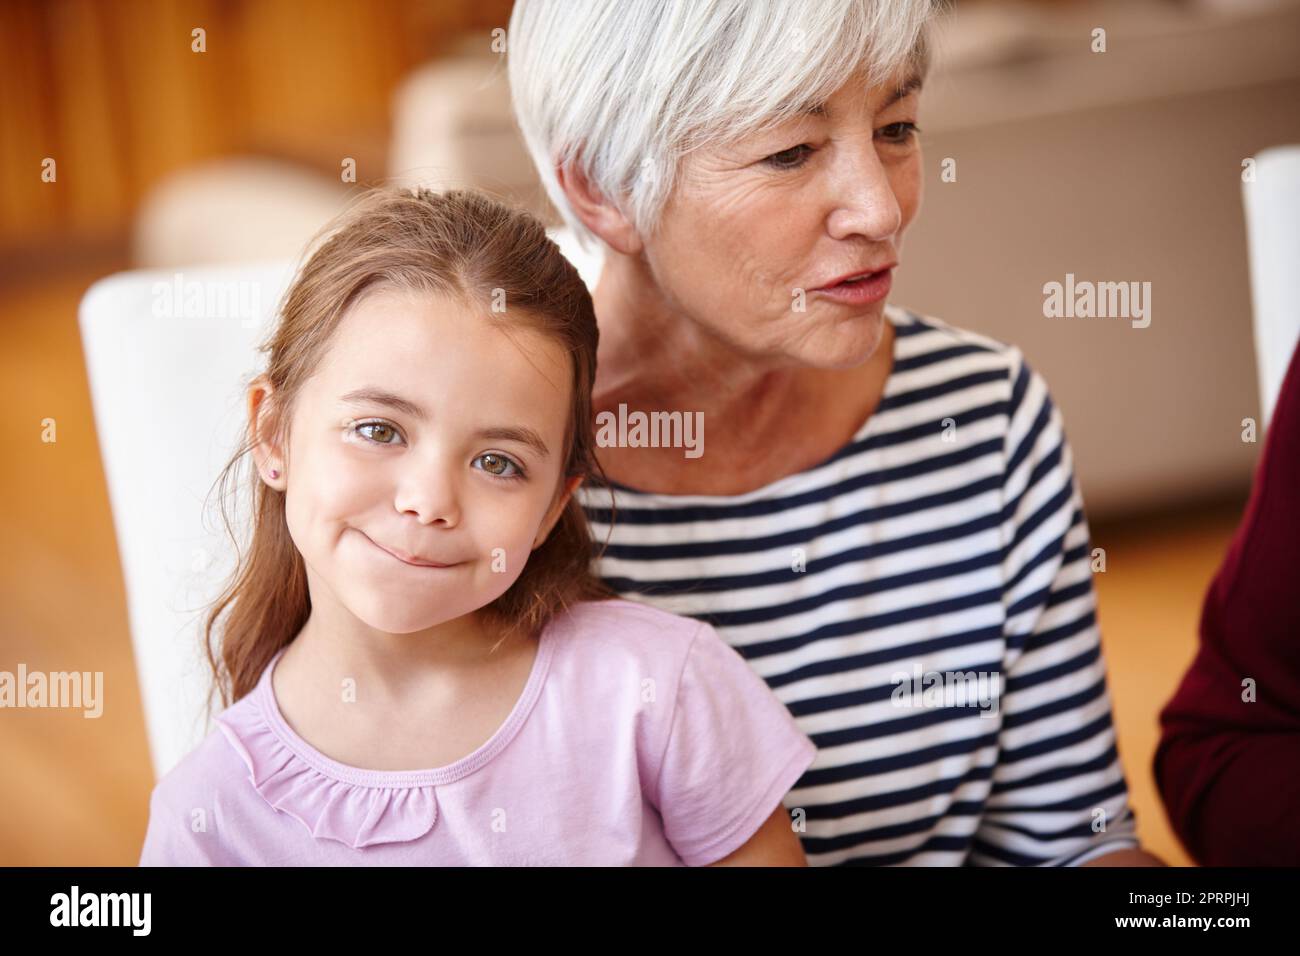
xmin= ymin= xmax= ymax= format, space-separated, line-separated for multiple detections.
xmin=139 ymin=598 xmax=816 ymax=866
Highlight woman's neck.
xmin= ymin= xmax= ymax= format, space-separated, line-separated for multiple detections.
xmin=589 ymin=253 xmax=896 ymax=495
xmin=591 ymin=254 xmax=809 ymax=422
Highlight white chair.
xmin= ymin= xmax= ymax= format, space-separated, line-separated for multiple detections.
xmin=1242 ymin=144 xmax=1300 ymax=433
xmin=80 ymin=230 xmax=603 ymax=781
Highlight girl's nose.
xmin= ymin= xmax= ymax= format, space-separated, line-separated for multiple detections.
xmin=393 ymin=468 xmax=461 ymax=527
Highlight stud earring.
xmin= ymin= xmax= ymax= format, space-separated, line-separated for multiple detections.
xmin=269 ymin=469 xmax=280 ymax=479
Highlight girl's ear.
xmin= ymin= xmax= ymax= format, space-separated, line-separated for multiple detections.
xmin=247 ymin=375 xmax=286 ymax=491
xmin=532 ymin=475 xmax=585 ymax=550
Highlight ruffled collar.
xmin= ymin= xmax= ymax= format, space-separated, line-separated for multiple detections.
xmin=215 ymin=627 xmax=556 ymax=849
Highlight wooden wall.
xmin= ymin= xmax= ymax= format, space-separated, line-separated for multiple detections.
xmin=0 ymin=0 xmax=514 ymax=255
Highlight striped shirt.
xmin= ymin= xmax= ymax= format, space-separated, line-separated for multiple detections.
xmin=577 ymin=303 xmax=1140 ymax=866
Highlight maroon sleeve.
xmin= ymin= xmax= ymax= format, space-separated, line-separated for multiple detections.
xmin=1153 ymin=342 xmax=1300 ymax=866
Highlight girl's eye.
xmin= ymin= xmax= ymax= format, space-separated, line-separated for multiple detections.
xmin=473 ymin=453 xmax=525 ymax=481
xmin=879 ymin=121 xmax=921 ymax=144
xmin=763 ymin=143 xmax=814 ymax=171
xmin=353 ymin=420 xmax=403 ymax=445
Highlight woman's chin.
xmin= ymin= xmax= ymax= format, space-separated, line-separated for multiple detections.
xmin=786 ymin=311 xmax=888 ymax=370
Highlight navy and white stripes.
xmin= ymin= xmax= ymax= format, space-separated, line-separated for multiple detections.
xmin=577 ymin=304 xmax=1138 ymax=866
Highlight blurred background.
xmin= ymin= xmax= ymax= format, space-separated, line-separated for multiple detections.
xmin=2 ymin=0 xmax=1299 ymax=866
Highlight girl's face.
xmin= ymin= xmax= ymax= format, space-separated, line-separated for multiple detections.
xmin=255 ymin=286 xmax=580 ymax=636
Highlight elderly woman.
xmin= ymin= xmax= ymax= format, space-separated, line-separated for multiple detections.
xmin=509 ymin=0 xmax=1162 ymax=866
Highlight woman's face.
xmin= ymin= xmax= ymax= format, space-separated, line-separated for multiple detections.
xmin=259 ymin=287 xmax=577 ymax=636
xmin=643 ymin=66 xmax=923 ymax=369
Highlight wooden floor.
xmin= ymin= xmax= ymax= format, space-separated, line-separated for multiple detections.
xmin=0 ymin=261 xmax=1235 ymax=867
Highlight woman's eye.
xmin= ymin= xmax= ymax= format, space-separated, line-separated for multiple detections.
xmin=879 ymin=121 xmax=920 ymax=144
xmin=354 ymin=421 xmax=403 ymax=445
xmin=474 ymin=453 xmax=525 ymax=480
xmin=763 ymin=143 xmax=814 ymax=170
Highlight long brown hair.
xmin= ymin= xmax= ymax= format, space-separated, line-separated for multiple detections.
xmin=202 ymin=186 xmax=614 ymax=712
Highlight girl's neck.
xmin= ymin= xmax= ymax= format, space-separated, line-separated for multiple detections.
xmin=285 ymin=600 xmax=512 ymax=705
xmin=269 ymin=604 xmax=541 ymax=774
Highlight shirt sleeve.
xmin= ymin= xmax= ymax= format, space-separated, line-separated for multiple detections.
xmin=138 ymin=781 xmax=232 ymax=866
xmin=1154 ymin=341 xmax=1300 ymax=865
xmin=970 ymin=351 xmax=1140 ymax=866
xmin=651 ymin=621 xmax=817 ymax=866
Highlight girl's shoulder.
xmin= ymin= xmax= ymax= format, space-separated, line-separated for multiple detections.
xmin=559 ymin=596 xmax=705 ymax=636
xmin=549 ymin=599 xmax=815 ymax=864
xmin=146 ymin=694 xmax=263 ymax=812
xmin=544 ymin=597 xmax=783 ymax=736
xmin=543 ymin=598 xmax=736 ymax=716
xmin=139 ymin=707 xmax=261 ymax=865
xmin=549 ymin=597 xmax=714 ymax=668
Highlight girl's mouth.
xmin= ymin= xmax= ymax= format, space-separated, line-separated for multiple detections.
xmin=358 ymin=530 xmax=458 ymax=569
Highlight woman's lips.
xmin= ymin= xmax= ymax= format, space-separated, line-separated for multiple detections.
xmin=812 ymin=268 xmax=892 ymax=305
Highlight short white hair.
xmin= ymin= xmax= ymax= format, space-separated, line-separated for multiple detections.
xmin=508 ymin=0 xmax=939 ymax=254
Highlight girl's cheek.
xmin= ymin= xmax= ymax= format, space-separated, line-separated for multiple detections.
xmin=320 ymin=442 xmax=390 ymax=500
xmin=476 ymin=499 xmax=548 ymax=563
xmin=280 ymin=438 xmax=366 ymax=545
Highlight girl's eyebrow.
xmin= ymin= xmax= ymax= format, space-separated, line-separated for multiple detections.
xmin=476 ymin=427 xmax=551 ymax=459
xmin=340 ymin=387 xmax=551 ymax=458
xmin=341 ymin=387 xmax=427 ymax=421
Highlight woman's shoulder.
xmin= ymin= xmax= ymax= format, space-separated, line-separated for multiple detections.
xmin=890 ymin=303 xmax=1028 ymax=368
xmin=889 ymin=304 xmax=1053 ymax=422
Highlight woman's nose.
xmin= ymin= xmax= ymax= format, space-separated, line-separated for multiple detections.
xmin=824 ymin=141 xmax=903 ymax=242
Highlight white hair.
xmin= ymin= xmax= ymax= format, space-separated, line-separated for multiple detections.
xmin=507 ymin=0 xmax=940 ymax=255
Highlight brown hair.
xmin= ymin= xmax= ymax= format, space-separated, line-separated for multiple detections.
xmin=202 ymin=186 xmax=614 ymax=712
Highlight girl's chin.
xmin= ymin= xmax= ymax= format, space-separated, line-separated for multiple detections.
xmin=356 ymin=613 xmax=457 ymax=634
xmin=349 ymin=611 xmax=452 ymax=635
xmin=340 ymin=589 xmax=469 ymax=634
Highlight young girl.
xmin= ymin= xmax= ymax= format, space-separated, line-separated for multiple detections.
xmin=139 ymin=186 xmax=815 ymax=866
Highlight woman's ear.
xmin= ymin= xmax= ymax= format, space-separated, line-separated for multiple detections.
xmin=554 ymin=161 xmax=642 ymax=256
xmin=247 ymin=375 xmax=286 ymax=491
xmin=532 ymin=475 xmax=585 ymax=550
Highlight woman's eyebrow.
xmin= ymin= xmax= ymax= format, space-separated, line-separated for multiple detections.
xmin=798 ymin=71 xmax=924 ymax=117
xmin=888 ymin=72 xmax=925 ymax=106
xmin=340 ymin=388 xmax=552 ymax=458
